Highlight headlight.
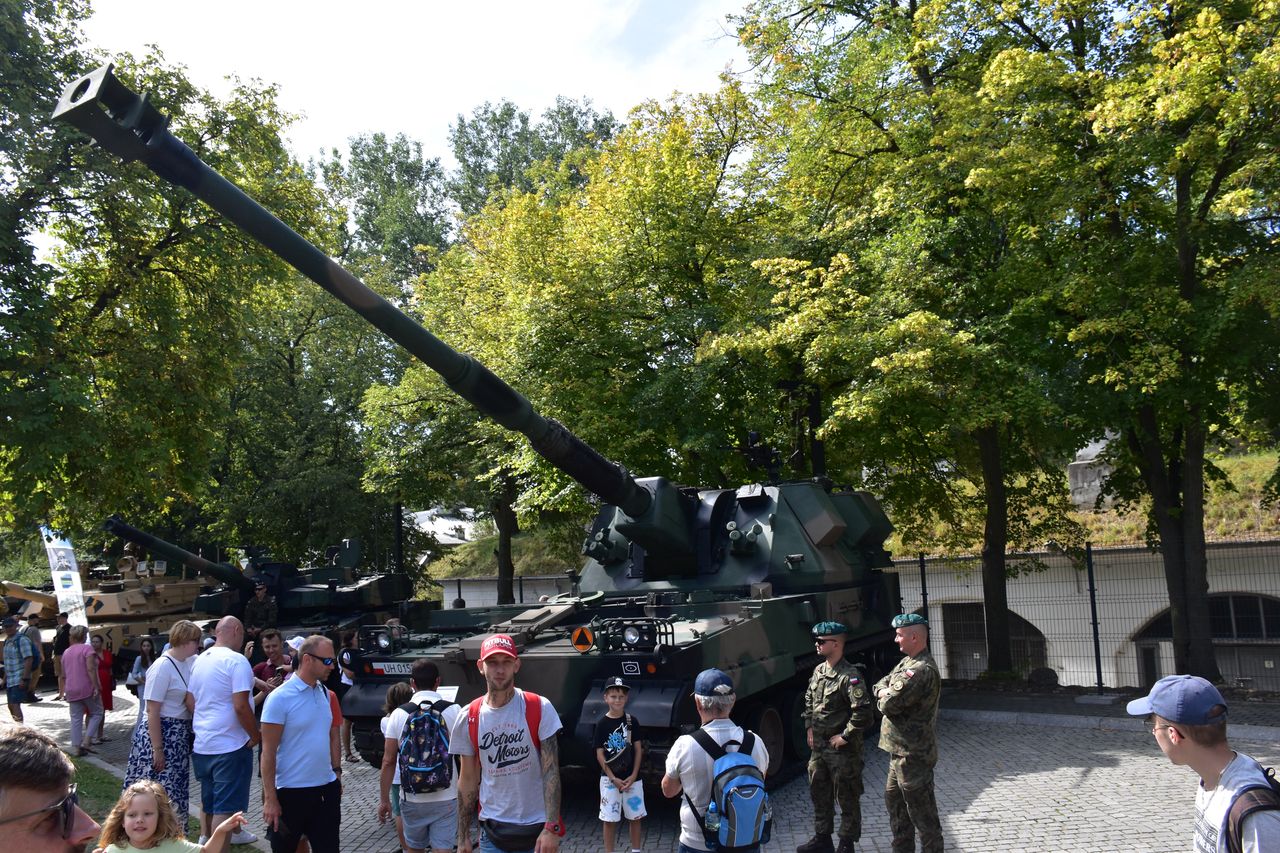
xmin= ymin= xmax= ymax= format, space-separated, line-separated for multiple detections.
xmin=376 ymin=631 xmax=391 ymax=650
xmin=623 ymin=626 xmax=642 ymax=646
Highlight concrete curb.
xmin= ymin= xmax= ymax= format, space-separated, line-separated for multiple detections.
xmin=940 ymin=707 xmax=1280 ymax=745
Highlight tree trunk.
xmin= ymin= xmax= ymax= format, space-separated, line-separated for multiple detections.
xmin=491 ymin=473 xmax=519 ymax=605
xmin=1180 ymin=411 xmax=1220 ymax=679
xmin=1127 ymin=408 xmax=1222 ymax=681
xmin=976 ymin=425 xmax=1013 ymax=673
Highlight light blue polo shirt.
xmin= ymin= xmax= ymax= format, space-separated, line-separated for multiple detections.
xmin=261 ymin=675 xmax=335 ymax=790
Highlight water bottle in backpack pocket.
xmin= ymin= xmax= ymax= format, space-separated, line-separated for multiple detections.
xmin=397 ymin=698 xmax=454 ymax=794
xmin=684 ymin=729 xmax=772 ymax=851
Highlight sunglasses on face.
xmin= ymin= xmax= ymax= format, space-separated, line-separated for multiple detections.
xmin=304 ymin=652 xmax=335 ymax=666
xmin=815 ymin=638 xmax=835 ymax=646
xmin=0 ymin=784 xmax=78 ymax=839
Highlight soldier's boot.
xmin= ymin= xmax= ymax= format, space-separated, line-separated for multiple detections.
xmin=835 ymin=837 xmax=855 ymax=853
xmin=797 ymin=835 xmax=834 ymax=853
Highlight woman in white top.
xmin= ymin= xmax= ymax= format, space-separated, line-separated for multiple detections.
xmin=122 ymin=619 xmax=201 ymax=826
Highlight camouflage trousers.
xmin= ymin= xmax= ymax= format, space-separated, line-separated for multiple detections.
xmin=807 ymin=740 xmax=864 ymax=839
xmin=885 ymin=752 xmax=943 ymax=853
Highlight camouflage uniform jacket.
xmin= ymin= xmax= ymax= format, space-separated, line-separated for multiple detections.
xmin=803 ymin=658 xmax=874 ymax=740
xmin=873 ymin=650 xmax=941 ymax=761
xmin=242 ymin=595 xmax=277 ymax=631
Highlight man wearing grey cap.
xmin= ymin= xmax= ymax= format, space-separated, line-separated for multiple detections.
xmin=1127 ymin=674 xmax=1280 ymax=851
xmin=873 ymin=613 xmax=943 ymax=853
xmin=661 ymin=668 xmax=770 ymax=853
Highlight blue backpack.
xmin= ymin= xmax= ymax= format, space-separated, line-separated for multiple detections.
xmin=397 ymin=698 xmax=453 ymax=794
xmin=685 ymin=729 xmax=772 ymax=850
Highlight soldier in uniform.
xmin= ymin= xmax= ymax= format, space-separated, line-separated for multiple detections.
xmin=798 ymin=621 xmax=874 ymax=853
xmin=242 ymin=581 xmax=277 ymax=644
xmin=873 ymin=613 xmax=943 ymax=853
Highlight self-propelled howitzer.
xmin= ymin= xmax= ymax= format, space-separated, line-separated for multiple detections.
xmin=54 ymin=65 xmax=903 ymax=776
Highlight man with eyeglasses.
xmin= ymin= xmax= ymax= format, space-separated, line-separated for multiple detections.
xmin=797 ymin=621 xmax=874 ymax=853
xmin=0 ymin=724 xmax=100 ymax=851
xmin=872 ymin=612 xmax=943 ymax=853
xmin=1127 ymin=674 xmax=1280 ymax=851
xmin=260 ymin=635 xmax=342 ymax=853
xmin=188 ymin=615 xmax=260 ymax=845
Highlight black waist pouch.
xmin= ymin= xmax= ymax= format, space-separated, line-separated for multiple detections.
xmin=482 ymin=819 xmax=544 ymax=852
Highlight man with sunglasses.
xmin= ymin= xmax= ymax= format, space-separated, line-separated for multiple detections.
xmin=1127 ymin=674 xmax=1280 ymax=851
xmin=260 ymin=635 xmax=342 ymax=853
xmin=0 ymin=724 xmax=101 ymax=851
xmin=797 ymin=621 xmax=874 ymax=853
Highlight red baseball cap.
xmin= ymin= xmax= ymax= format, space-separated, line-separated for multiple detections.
xmin=479 ymin=633 xmax=518 ymax=662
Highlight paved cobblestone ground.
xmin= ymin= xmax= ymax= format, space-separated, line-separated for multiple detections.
xmin=14 ymin=686 xmax=1280 ymax=852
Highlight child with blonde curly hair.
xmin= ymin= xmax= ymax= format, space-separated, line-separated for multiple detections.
xmin=94 ymin=780 xmax=248 ymax=852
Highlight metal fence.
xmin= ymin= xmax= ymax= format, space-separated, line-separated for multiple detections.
xmin=888 ymin=537 xmax=1280 ymax=690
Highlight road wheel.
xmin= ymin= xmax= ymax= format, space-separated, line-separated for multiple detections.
xmin=747 ymin=704 xmax=785 ymax=778
xmin=785 ymin=687 xmax=811 ymax=762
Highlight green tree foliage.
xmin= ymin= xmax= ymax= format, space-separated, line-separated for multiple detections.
xmin=319 ymin=132 xmax=452 ymax=282
xmin=729 ymin=0 xmax=1280 ymax=679
xmin=965 ymin=0 xmax=1280 ymax=677
xmin=2 ymin=52 xmax=330 ymax=540
xmin=447 ymin=96 xmax=619 ymax=215
xmin=726 ymin=0 xmax=1091 ymax=672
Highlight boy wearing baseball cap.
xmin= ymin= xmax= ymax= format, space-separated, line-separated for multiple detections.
xmin=1127 ymin=674 xmax=1280 ymax=850
xmin=594 ymin=677 xmax=646 ymax=853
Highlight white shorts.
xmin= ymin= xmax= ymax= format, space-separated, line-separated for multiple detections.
xmin=598 ymin=776 xmax=647 ymax=822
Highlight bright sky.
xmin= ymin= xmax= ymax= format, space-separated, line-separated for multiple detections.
xmin=81 ymin=0 xmax=750 ymax=165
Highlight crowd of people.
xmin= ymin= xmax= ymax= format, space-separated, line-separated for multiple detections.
xmin=2 ymin=605 xmax=1276 ymax=853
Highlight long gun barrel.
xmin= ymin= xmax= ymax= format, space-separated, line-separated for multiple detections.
xmin=53 ymin=65 xmax=652 ymax=521
xmin=103 ymin=515 xmax=255 ymax=592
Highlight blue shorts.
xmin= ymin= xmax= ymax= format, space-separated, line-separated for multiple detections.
xmin=192 ymin=745 xmax=253 ymax=814
xmin=6 ymin=684 xmax=25 ymax=704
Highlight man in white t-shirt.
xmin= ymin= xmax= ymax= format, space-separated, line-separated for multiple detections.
xmin=1127 ymin=674 xmax=1280 ymax=852
xmin=380 ymin=658 xmax=462 ymax=853
xmin=661 ymin=668 xmax=770 ymax=853
xmin=187 ymin=615 xmax=260 ymax=846
xmin=449 ymin=633 xmax=564 ymax=853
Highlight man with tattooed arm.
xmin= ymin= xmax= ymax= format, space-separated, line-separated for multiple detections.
xmin=449 ymin=634 xmax=564 ymax=853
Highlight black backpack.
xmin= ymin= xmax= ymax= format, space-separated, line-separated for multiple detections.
xmin=1225 ymin=762 xmax=1280 ymax=853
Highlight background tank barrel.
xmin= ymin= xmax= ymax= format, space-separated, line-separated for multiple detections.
xmin=0 ymin=581 xmax=59 ymax=610
xmin=103 ymin=515 xmax=255 ymax=593
xmin=53 ymin=65 xmax=652 ymax=521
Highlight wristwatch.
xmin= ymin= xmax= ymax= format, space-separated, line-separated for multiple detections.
xmin=544 ymin=820 xmax=565 ymax=837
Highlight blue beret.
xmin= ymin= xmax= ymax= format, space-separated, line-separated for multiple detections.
xmin=812 ymin=621 xmax=848 ymax=637
xmin=891 ymin=613 xmax=928 ymax=628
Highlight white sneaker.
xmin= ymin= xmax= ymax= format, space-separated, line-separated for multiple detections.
xmin=197 ymin=836 xmax=208 ymax=845
xmin=230 ymin=829 xmax=259 ymax=845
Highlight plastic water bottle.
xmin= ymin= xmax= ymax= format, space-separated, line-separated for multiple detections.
xmin=763 ymin=795 xmax=773 ymax=823
xmin=705 ymin=800 xmax=721 ymax=833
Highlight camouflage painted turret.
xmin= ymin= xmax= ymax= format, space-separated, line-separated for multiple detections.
xmin=53 ymin=65 xmax=903 ymax=776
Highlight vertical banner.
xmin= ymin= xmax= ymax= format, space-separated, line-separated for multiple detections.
xmin=40 ymin=527 xmax=88 ymax=627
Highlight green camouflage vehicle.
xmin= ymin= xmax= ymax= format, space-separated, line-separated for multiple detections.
xmin=53 ymin=64 xmax=902 ymax=776
xmin=102 ymin=517 xmax=410 ymax=637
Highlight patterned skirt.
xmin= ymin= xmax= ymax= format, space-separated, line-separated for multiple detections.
xmin=124 ymin=714 xmax=194 ymax=823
